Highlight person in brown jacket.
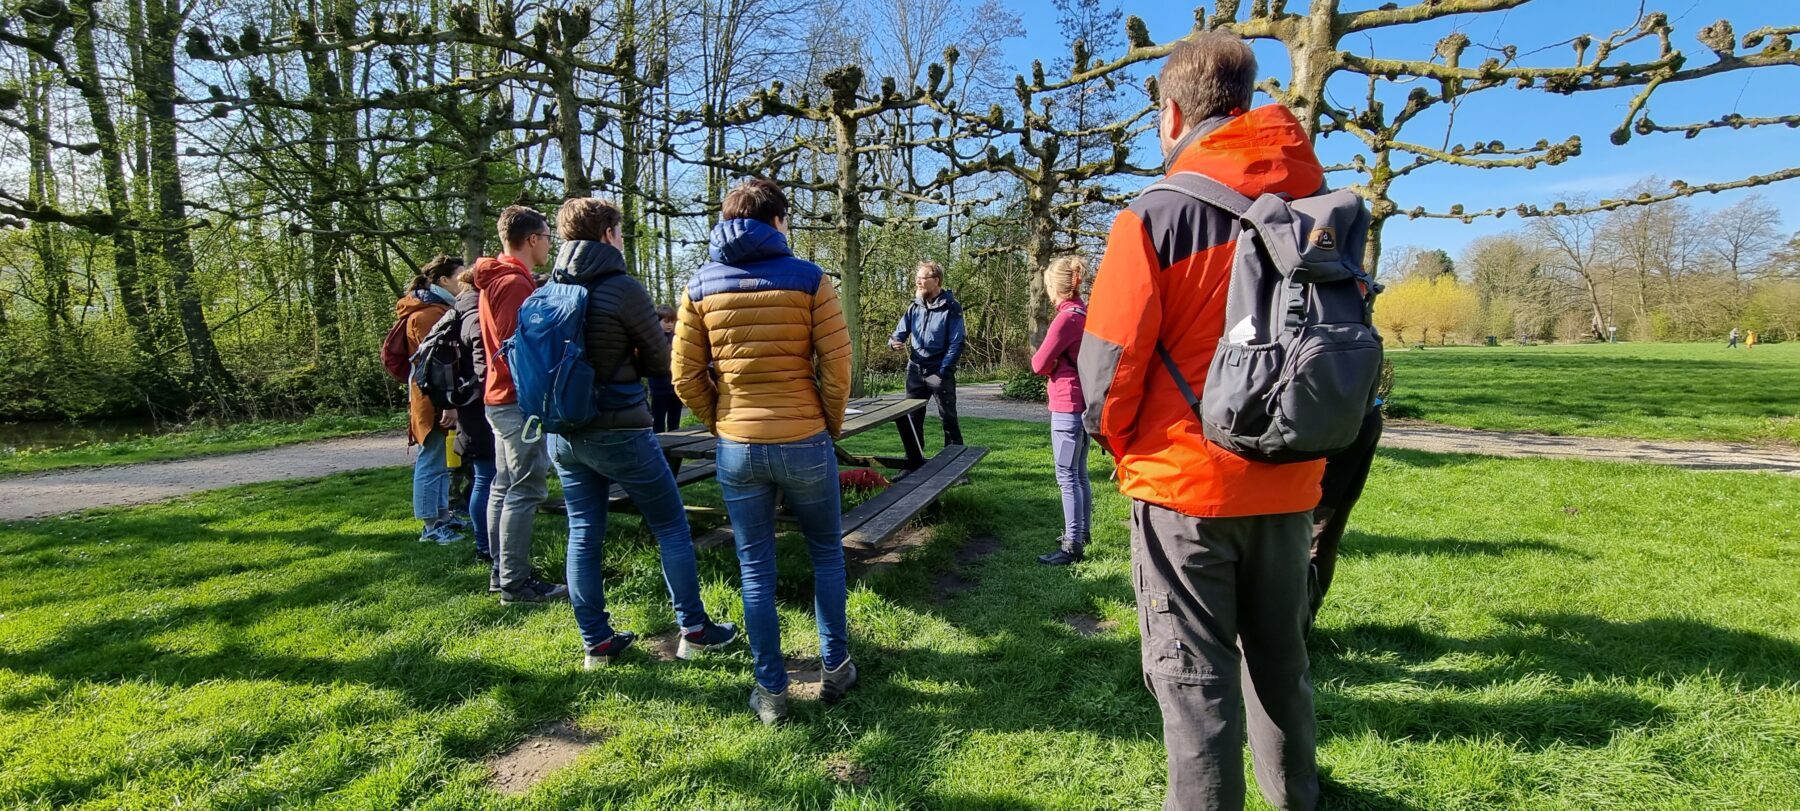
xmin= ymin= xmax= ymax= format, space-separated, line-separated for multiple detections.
xmin=398 ymin=255 xmax=465 ymax=544
xmin=672 ymin=178 xmax=855 ymax=725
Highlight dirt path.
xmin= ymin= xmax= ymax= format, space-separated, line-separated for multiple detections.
xmin=4 ymin=389 xmax=1795 ymax=522
xmin=955 ymin=383 xmax=1800 ymax=476
xmin=0 ymin=431 xmax=413 ymax=522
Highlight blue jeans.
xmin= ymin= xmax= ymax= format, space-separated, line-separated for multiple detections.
xmin=716 ymin=432 xmax=849 ymax=693
xmin=550 ymin=428 xmax=712 ymax=648
xmin=1051 ymin=412 xmax=1093 ymax=544
xmin=468 ymin=457 xmax=496 ymax=555
xmin=412 ymin=427 xmax=451 ymax=523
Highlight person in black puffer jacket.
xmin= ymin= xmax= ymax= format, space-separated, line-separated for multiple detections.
xmin=452 ymin=269 xmax=499 ymax=566
xmin=545 ymin=197 xmax=737 ymax=670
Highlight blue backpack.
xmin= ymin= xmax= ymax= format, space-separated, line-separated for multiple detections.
xmin=500 ymin=278 xmax=612 ymax=437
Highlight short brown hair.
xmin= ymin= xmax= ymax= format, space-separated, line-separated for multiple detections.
xmin=557 ymin=197 xmax=622 ymax=242
xmin=915 ymin=260 xmax=944 ymax=280
xmin=497 ymin=205 xmax=548 ymax=248
xmin=655 ymin=304 xmax=676 ymax=321
xmin=721 ymin=178 xmax=789 ymax=225
xmin=1160 ymin=31 xmax=1257 ymax=122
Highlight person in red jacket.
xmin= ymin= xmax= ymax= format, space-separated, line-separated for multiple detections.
xmin=1078 ymin=32 xmax=1324 ymax=810
xmin=474 ymin=205 xmax=567 ymax=605
xmin=1031 ymin=255 xmax=1092 ymax=566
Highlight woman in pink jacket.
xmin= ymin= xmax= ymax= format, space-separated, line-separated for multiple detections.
xmin=1031 ymin=256 xmax=1092 ymax=566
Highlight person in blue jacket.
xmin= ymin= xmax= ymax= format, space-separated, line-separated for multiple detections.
xmin=889 ymin=260 xmax=966 ymax=448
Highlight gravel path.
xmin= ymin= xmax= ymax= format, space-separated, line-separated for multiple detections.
xmin=0 ymin=431 xmax=413 ymax=522
xmin=955 ymin=383 xmax=1800 ymax=476
xmin=3 ymin=388 xmax=1794 ymax=522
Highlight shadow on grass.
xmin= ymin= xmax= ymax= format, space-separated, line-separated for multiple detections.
xmin=1311 ymin=612 xmax=1800 ymax=750
xmin=1340 ymin=531 xmax=1578 ymax=560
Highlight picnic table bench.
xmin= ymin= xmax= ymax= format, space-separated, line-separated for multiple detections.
xmin=611 ymin=396 xmax=984 ymax=549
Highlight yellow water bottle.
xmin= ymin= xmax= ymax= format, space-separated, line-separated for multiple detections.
xmin=445 ymin=429 xmax=461 ymax=468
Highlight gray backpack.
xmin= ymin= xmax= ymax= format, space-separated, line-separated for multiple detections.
xmin=1149 ymin=172 xmax=1383 ymax=464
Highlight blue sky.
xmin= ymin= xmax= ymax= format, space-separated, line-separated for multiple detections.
xmin=993 ymin=0 xmax=1798 ymax=258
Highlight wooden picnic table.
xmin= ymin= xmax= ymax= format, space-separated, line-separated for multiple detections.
xmin=654 ymin=396 xmax=932 ymax=467
xmin=618 ymin=396 xmax=987 ymax=548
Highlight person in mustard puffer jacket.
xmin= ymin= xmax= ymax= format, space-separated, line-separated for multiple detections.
xmin=673 ymin=178 xmax=855 ymax=725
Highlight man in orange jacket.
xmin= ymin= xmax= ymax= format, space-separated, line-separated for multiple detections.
xmin=475 ymin=205 xmax=568 ymax=605
xmin=1078 ymin=32 xmax=1323 ymax=810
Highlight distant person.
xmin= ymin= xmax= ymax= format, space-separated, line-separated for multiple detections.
xmin=1747 ymin=329 xmax=1758 ymax=349
xmin=890 ymin=260 xmax=966 ymax=449
xmin=542 ymin=197 xmax=738 ymax=669
xmin=1078 ymin=32 xmax=1327 ymax=810
xmin=475 ymin=205 xmax=568 ymax=604
xmin=396 ymin=255 xmax=464 ymax=544
xmin=453 ymin=267 xmax=499 ymax=575
xmin=1727 ymin=327 xmax=1740 ymax=349
xmin=650 ymin=304 xmax=683 ymax=433
xmin=673 ymin=178 xmax=856 ymax=725
xmin=1030 ymin=256 xmax=1092 ymax=566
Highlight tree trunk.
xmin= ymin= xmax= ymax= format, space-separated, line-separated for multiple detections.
xmin=144 ymin=0 xmax=234 ymax=400
xmin=22 ymin=47 xmax=71 ymax=340
xmin=71 ymin=0 xmax=156 ymax=355
xmin=617 ymin=1 xmax=643 ymax=276
xmin=833 ymin=113 xmax=865 ymax=395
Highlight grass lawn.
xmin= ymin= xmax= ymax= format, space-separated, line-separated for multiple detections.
xmin=2 ymin=418 xmax=1796 ymax=809
xmin=1384 ymin=342 xmax=1800 ymax=445
xmin=0 ymin=412 xmax=404 ymax=477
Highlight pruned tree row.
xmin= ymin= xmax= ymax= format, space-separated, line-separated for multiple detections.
xmin=0 ymin=0 xmax=1793 ymax=419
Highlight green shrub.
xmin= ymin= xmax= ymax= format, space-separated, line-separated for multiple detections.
xmin=1000 ymin=367 xmax=1046 ymax=402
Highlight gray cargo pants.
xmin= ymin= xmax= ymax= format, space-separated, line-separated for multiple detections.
xmin=1132 ymin=501 xmax=1319 ymax=811
xmin=486 ymin=403 xmax=551 ymax=594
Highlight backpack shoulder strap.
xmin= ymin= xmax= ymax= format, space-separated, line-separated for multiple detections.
xmin=1156 ymin=342 xmax=1204 ymax=420
xmin=1143 ymin=172 xmax=1254 ymax=217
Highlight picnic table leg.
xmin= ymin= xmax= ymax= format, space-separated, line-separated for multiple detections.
xmin=897 ymin=407 xmax=927 ymax=468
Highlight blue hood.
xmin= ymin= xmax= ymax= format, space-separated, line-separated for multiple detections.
xmin=709 ymin=218 xmax=792 ymax=265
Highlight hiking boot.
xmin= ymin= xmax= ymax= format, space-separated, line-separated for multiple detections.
xmin=582 ymin=631 xmax=637 ymax=670
xmin=500 ymin=579 xmax=569 ymax=605
xmin=820 ymin=659 xmax=859 ymax=705
xmin=748 ymin=683 xmax=789 ymax=726
xmin=1037 ymin=537 xmax=1085 ymax=566
xmin=676 ymin=621 xmax=740 ymax=660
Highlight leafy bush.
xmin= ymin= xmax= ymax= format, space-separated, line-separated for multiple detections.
xmin=1000 ymin=367 xmax=1046 ymax=402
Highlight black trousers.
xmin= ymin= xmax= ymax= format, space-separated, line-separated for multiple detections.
xmin=1308 ymin=409 xmax=1384 ymax=619
xmin=650 ymin=391 xmax=683 ymax=434
xmin=904 ymin=364 xmax=963 ymax=449
xmin=1134 ymin=502 xmax=1319 ymax=810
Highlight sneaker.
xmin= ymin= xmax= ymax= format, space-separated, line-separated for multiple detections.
xmin=1037 ymin=536 xmax=1085 ymax=566
xmin=820 ymin=659 xmax=859 ymax=705
xmin=432 ymin=526 xmax=464 ymax=546
xmin=474 ymin=548 xmax=494 ymax=566
xmin=418 ymin=522 xmax=456 ymax=544
xmin=749 ymin=683 xmax=789 ymax=725
xmin=487 ymin=566 xmax=501 ymax=594
xmin=582 ymin=631 xmax=638 ymax=670
xmin=500 ymin=579 xmax=569 ymax=605
xmin=676 ymin=622 xmax=739 ymax=660
xmin=444 ymin=512 xmax=471 ymax=532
